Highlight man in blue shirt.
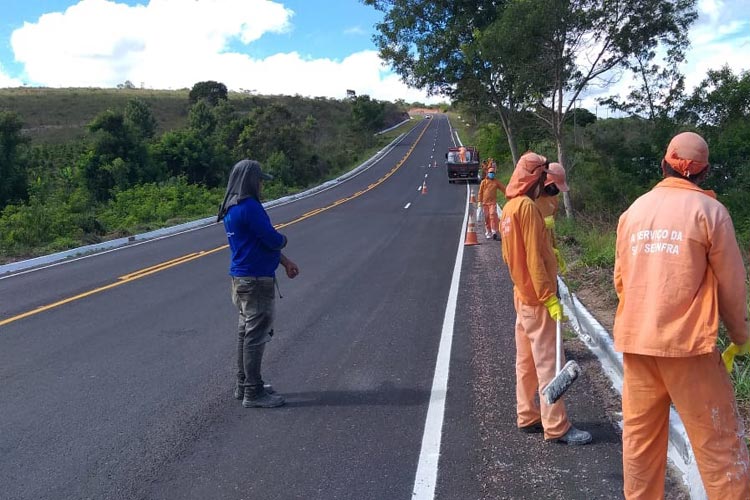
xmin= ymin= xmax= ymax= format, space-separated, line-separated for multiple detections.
xmin=218 ymin=159 xmax=299 ymax=408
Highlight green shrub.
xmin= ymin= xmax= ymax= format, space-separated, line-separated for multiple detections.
xmin=98 ymin=177 xmax=222 ymax=232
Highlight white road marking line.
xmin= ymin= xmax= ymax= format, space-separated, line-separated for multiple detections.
xmin=404 ymin=203 xmax=411 ymax=209
xmin=417 ymin=186 xmax=423 ymax=191
xmin=412 ymin=183 xmax=469 ymax=500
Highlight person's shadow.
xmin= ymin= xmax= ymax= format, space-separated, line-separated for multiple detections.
xmin=281 ymin=382 xmax=429 ymax=408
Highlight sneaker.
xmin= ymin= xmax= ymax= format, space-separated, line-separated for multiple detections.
xmin=492 ymin=232 xmax=500 ymax=241
xmin=485 ymin=231 xmax=492 ymax=239
xmin=242 ymin=389 xmax=285 ymax=408
xmin=518 ymin=421 xmax=544 ymax=434
xmin=554 ymin=427 xmax=592 ymax=445
xmin=234 ymin=383 xmax=275 ymax=400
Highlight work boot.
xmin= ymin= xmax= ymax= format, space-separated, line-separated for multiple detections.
xmin=242 ymin=386 xmax=285 ymax=408
xmin=554 ymin=427 xmax=592 ymax=445
xmin=518 ymin=421 xmax=544 ymax=434
xmin=240 ymin=344 xmax=284 ymax=408
xmin=234 ymin=382 xmax=275 ymax=400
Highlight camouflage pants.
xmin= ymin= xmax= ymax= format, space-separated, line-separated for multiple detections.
xmin=231 ymin=276 xmax=275 ymax=388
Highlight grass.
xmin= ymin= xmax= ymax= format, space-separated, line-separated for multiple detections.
xmin=0 ymin=87 xmax=286 ymax=144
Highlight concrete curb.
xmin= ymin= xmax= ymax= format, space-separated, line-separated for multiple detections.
xmin=557 ymin=277 xmax=707 ymax=500
xmin=0 ymin=125 xmax=413 ymax=276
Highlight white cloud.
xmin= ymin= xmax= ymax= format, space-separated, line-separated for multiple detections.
xmin=9 ymin=0 xmax=444 ymax=104
xmin=0 ymin=63 xmax=23 ymax=87
xmin=344 ymin=26 xmax=368 ymax=36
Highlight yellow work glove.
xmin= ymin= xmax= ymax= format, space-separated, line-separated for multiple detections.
xmin=553 ymin=248 xmax=567 ymax=275
xmin=543 ymin=296 xmax=569 ymax=322
xmin=722 ymin=339 xmax=750 ymax=373
xmin=544 ymin=216 xmax=555 ymax=229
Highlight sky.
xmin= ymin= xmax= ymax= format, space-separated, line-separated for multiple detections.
xmin=0 ymin=0 xmax=749 ymax=111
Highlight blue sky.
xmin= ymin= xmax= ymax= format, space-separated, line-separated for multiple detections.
xmin=1 ymin=0 xmax=749 ymax=108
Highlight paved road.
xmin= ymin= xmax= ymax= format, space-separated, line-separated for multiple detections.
xmin=0 ymin=114 xmax=682 ymax=499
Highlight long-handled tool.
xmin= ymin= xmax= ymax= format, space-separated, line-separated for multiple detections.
xmin=541 ymin=319 xmax=581 ymax=405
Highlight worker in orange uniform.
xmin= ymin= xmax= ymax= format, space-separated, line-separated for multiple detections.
xmin=614 ymin=131 xmax=750 ymax=500
xmin=458 ymin=146 xmax=467 ymax=163
xmin=481 ymin=158 xmax=497 ymax=179
xmin=500 ymin=152 xmax=592 ymax=445
xmin=478 ymin=165 xmax=506 ymax=240
xmin=535 ymin=162 xmax=569 ymax=274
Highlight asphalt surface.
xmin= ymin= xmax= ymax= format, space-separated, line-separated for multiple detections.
xmin=0 ymin=114 xmax=685 ymax=499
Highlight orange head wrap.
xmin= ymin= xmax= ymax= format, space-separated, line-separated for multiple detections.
xmin=664 ymin=132 xmax=709 ymax=177
xmin=505 ymin=152 xmax=548 ymax=198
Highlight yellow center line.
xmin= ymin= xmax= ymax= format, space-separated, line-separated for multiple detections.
xmin=1 ymin=122 xmax=431 ymax=328
xmin=118 ymin=252 xmax=201 ymax=280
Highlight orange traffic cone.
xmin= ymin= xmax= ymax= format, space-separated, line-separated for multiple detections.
xmin=421 ymin=181 xmax=428 ymax=195
xmin=465 ymin=202 xmax=479 ymax=246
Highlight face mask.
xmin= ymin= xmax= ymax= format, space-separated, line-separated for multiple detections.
xmin=488 ymin=173 xmax=495 ymax=179
xmin=544 ymin=184 xmax=560 ymax=196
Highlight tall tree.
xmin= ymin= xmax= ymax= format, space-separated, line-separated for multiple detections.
xmin=124 ymin=98 xmax=157 ymax=140
xmin=513 ymin=0 xmax=697 ymax=216
xmin=79 ymin=109 xmax=155 ymax=200
xmin=364 ymin=0 xmax=529 ymax=164
xmin=678 ymin=67 xmax=750 ymax=194
xmin=189 ymin=81 xmax=228 ymax=106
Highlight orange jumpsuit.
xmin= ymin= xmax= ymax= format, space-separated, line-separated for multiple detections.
xmin=501 ymin=195 xmax=571 ymax=440
xmin=614 ymin=177 xmax=750 ymax=500
xmin=478 ymin=177 xmax=506 ymax=234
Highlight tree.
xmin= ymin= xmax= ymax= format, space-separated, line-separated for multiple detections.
xmin=679 ymin=67 xmax=750 ymax=194
xmin=351 ymin=95 xmax=386 ymax=134
xmin=79 ymin=109 xmax=155 ymax=200
xmin=189 ymin=81 xmax=228 ymax=106
xmin=124 ymin=98 xmax=157 ymax=140
xmin=153 ymin=129 xmax=228 ymax=187
xmin=188 ymin=100 xmax=218 ymax=137
xmin=365 ymin=0 xmax=530 ymax=164
xmin=513 ymin=0 xmax=698 ymax=216
xmin=0 ymin=111 xmax=29 ymax=206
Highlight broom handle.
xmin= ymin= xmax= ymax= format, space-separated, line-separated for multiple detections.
xmin=556 ymin=319 xmax=562 ymax=374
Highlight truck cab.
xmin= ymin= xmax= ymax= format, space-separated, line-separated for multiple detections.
xmin=445 ymin=146 xmax=480 ymax=183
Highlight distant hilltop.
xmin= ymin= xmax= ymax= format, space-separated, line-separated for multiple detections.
xmin=409 ymin=108 xmax=441 ymax=115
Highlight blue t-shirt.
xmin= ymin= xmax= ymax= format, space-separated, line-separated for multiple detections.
xmin=223 ymin=198 xmax=286 ymax=277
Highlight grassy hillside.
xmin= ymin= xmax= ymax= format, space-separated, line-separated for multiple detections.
xmin=0 ymin=87 xmax=404 ymax=144
xmin=0 ymin=87 xmax=192 ymax=143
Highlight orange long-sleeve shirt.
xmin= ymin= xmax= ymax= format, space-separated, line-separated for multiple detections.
xmin=613 ymin=177 xmax=749 ymax=356
xmin=500 ymin=196 xmax=558 ymax=305
xmin=478 ymin=178 xmax=506 ymax=204
xmin=535 ymin=194 xmax=558 ymax=218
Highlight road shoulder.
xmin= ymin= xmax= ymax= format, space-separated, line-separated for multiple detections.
xmin=437 ymin=235 xmax=689 ymax=499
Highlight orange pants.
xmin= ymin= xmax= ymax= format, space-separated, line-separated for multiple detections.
xmin=514 ymin=293 xmax=571 ymax=440
xmin=482 ymin=203 xmax=498 ymax=234
xmin=622 ymin=352 xmax=750 ymax=500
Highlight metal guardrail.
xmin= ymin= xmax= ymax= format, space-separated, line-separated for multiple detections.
xmin=0 ymin=126 xmax=413 ymax=276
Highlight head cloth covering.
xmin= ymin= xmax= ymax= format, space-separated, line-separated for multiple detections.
xmin=505 ymin=152 xmax=548 ymax=198
xmin=217 ymin=159 xmax=273 ymax=221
